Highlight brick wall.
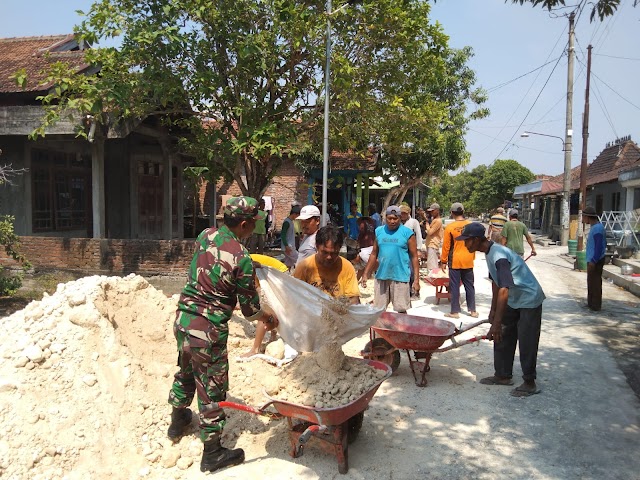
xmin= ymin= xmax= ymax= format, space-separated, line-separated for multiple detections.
xmin=200 ymin=159 xmax=310 ymax=230
xmin=0 ymin=237 xmax=196 ymax=275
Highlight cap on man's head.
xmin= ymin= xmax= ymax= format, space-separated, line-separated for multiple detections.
xmin=290 ymin=205 xmax=302 ymax=215
xmin=583 ymin=206 xmax=599 ymax=217
xmin=298 ymin=205 xmax=321 ymax=220
xmin=455 ymin=222 xmax=486 ymax=241
xmin=496 ymin=207 xmax=505 ymax=214
xmin=450 ymin=202 xmax=464 ymax=213
xmin=386 ymin=205 xmax=401 ymax=216
xmin=224 ymin=196 xmax=260 ymax=219
xmin=427 ymin=203 xmax=440 ymax=211
xmin=509 ymin=209 xmax=519 ymax=217
xmin=399 ymin=205 xmax=411 ymax=214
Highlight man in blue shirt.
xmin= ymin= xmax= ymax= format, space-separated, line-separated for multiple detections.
xmin=360 ymin=205 xmax=420 ymax=313
xmin=583 ymin=206 xmax=606 ymax=311
xmin=456 ymin=222 xmax=545 ymax=398
xmin=345 ymin=202 xmax=362 ymax=240
xmin=368 ymin=203 xmax=382 ymax=228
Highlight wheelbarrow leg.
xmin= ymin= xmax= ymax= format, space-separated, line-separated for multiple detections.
xmin=408 ymin=351 xmax=432 ymax=387
xmin=419 ymin=353 xmax=433 ymax=387
xmin=335 ymin=422 xmax=349 ymax=474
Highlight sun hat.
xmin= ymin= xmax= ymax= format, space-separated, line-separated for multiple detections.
xmin=582 ymin=206 xmax=599 ymax=217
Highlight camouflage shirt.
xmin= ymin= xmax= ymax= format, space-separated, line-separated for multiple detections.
xmin=176 ymin=225 xmax=262 ymax=332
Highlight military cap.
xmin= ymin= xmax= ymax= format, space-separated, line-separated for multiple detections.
xmin=224 ymin=196 xmax=260 ymax=219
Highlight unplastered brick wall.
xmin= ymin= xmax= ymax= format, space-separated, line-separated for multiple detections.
xmin=0 ymin=237 xmax=196 ymax=275
xmin=198 ymin=160 xmax=310 ymax=230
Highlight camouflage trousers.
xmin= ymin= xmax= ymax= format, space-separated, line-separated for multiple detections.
xmin=168 ymin=321 xmax=229 ymax=443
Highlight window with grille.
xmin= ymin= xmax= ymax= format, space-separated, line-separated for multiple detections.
xmin=31 ymin=149 xmax=91 ymax=232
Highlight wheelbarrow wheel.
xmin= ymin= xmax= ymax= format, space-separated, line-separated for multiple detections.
xmin=347 ymin=411 xmax=364 ymax=444
xmin=363 ymin=338 xmax=401 ymax=372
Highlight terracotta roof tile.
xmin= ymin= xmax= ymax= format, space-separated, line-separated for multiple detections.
xmin=537 ymin=139 xmax=640 ymax=194
xmin=0 ymin=34 xmax=90 ymax=94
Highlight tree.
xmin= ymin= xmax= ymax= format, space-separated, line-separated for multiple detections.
xmin=508 ymin=0 xmax=635 ymax=22
xmin=430 ymin=161 xmax=533 ymax=216
xmin=23 ymin=0 xmax=485 ymax=201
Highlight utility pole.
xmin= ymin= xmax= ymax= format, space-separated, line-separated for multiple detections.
xmin=561 ymin=11 xmax=575 ymax=247
xmin=577 ymin=45 xmax=592 ymax=252
xmin=321 ymin=0 xmax=332 ymax=227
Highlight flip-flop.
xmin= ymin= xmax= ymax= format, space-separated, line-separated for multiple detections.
xmin=510 ymin=386 xmax=542 ymax=397
xmin=479 ymin=376 xmax=514 ymax=386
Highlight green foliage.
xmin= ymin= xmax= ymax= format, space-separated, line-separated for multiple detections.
xmin=429 ymin=160 xmax=534 ymax=216
xmin=508 ymin=0 xmax=625 ymax=22
xmin=25 ymin=0 xmax=485 ymax=201
xmin=0 ymin=216 xmax=31 ymax=297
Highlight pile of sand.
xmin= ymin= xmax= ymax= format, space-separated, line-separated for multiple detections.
xmin=0 ymin=275 xmax=381 ymax=479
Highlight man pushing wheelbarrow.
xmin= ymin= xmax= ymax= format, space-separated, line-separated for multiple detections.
xmin=455 ymin=222 xmax=545 ymax=398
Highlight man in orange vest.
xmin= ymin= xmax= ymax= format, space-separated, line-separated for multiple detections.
xmin=440 ymin=203 xmax=478 ymax=319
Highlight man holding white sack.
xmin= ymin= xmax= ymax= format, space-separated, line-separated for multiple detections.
xmin=242 ymin=225 xmax=360 ymax=357
xmin=294 ymin=225 xmax=361 ymax=305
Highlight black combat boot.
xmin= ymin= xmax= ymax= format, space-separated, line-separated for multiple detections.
xmin=200 ymin=436 xmax=245 ymax=473
xmin=167 ymin=407 xmax=192 ymax=441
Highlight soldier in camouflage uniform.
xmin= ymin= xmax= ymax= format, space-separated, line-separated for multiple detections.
xmin=166 ymin=196 xmax=279 ymax=473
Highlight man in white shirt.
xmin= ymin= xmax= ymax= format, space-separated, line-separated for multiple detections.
xmin=296 ymin=205 xmax=321 ymax=266
xmin=399 ymin=205 xmax=424 ymax=299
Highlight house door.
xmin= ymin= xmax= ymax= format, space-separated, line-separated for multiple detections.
xmin=138 ymin=160 xmax=164 ymax=238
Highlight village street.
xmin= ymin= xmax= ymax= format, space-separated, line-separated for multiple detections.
xmin=183 ymin=243 xmax=640 ymax=480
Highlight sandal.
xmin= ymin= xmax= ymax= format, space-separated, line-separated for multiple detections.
xmin=469 ymin=311 xmax=479 ymax=318
xmin=444 ymin=312 xmax=460 ymax=319
xmin=479 ymin=376 xmax=514 ymax=386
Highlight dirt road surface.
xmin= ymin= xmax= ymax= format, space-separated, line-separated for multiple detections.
xmin=150 ymin=244 xmax=640 ymax=479
xmin=2 ymin=244 xmax=639 ymax=479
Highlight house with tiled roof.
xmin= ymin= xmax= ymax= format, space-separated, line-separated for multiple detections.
xmin=0 ymin=34 xmax=192 ymax=241
xmin=0 ymin=34 xmax=384 ymax=272
xmin=513 ymin=136 xmax=640 ymax=240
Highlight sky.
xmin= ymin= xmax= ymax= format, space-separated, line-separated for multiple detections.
xmin=1 ymin=0 xmax=639 ymax=176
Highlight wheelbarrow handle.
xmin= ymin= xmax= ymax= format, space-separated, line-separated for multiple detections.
xmin=435 ymin=335 xmax=488 ymax=353
xmin=295 ymin=424 xmax=328 ymax=457
xmin=218 ymin=400 xmax=283 ymax=419
xmin=453 ymin=318 xmax=490 ymax=334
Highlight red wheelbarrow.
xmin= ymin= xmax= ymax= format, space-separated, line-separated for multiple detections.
xmin=218 ymin=359 xmax=392 ymax=474
xmin=361 ymin=312 xmax=489 ymax=387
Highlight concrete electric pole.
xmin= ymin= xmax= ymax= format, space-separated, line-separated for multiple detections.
xmin=561 ymin=10 xmax=575 ymax=247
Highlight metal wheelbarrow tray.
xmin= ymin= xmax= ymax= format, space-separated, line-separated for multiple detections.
xmin=220 ymin=359 xmax=392 ymax=474
xmin=362 ymin=312 xmax=488 ymax=387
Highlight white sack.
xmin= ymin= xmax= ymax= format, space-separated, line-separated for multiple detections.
xmin=256 ymin=266 xmax=384 ymax=352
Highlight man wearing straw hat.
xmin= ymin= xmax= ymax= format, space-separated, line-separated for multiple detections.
xmin=583 ymin=206 xmax=606 ymax=311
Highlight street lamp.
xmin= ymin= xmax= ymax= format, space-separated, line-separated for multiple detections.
xmin=520 ymin=131 xmax=566 ymax=150
xmin=521 ymin=130 xmax=572 ymax=246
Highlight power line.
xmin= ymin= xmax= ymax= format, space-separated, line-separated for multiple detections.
xmin=473 ymin=118 xmax=563 ymax=129
xmin=477 ymin=25 xmax=568 ymax=157
xmin=594 ymin=53 xmax=640 ymax=61
xmin=590 ymin=73 xmax=619 ymax=138
xmin=490 ymin=50 xmax=565 ymax=162
xmin=486 ymin=58 xmax=561 ymax=93
xmin=590 ymin=69 xmax=640 ymax=111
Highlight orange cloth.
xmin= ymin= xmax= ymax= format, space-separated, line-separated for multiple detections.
xmin=440 ymin=219 xmax=475 ymax=269
xmin=293 ymin=256 xmax=360 ymax=298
